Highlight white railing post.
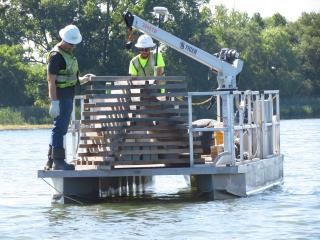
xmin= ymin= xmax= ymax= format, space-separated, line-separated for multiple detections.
xmin=222 ymin=92 xmax=235 ymax=166
xmin=276 ymin=92 xmax=280 ymax=121
xmin=247 ymin=92 xmax=252 ymax=159
xmin=188 ymin=92 xmax=194 ymax=166
xmin=239 ymin=94 xmax=244 ymax=162
xmin=276 ymin=92 xmax=280 ymax=154
xmin=71 ymin=98 xmax=76 ymax=160
xmin=217 ymin=94 xmax=221 ymax=122
xmin=261 ymin=93 xmax=268 ymax=158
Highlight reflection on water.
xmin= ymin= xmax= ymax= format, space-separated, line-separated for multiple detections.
xmin=0 ymin=119 xmax=320 ymax=240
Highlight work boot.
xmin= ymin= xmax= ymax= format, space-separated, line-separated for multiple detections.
xmin=44 ymin=145 xmax=53 ymax=170
xmin=52 ymin=147 xmax=75 ymax=170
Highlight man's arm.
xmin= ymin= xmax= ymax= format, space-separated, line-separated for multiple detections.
xmin=48 ymin=73 xmax=58 ymax=100
xmin=129 ymin=60 xmax=138 ymax=76
xmin=47 ymin=73 xmax=60 ymax=118
xmin=47 ymin=52 xmax=63 ymax=100
xmin=156 ymin=67 xmax=164 ymax=76
xmin=79 ymin=73 xmax=95 ymax=85
xmin=155 ymin=52 xmax=165 ymax=76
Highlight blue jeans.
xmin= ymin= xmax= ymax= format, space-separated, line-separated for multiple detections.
xmin=51 ymin=98 xmax=73 ymax=149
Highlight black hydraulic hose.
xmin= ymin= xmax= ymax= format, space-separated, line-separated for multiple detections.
xmin=155 ymin=14 xmax=161 ymax=68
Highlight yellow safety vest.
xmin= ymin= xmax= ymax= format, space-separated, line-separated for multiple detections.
xmin=132 ymin=52 xmax=155 ymax=77
xmin=132 ymin=52 xmax=166 ymax=93
xmin=48 ymin=45 xmax=79 ymax=88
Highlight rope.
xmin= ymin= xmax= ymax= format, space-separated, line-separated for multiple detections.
xmin=128 ymin=27 xmax=134 ymax=42
xmin=41 ymin=178 xmax=84 ymax=205
xmin=175 ymin=96 xmax=215 ymax=106
xmin=192 ymin=96 xmax=213 ymax=106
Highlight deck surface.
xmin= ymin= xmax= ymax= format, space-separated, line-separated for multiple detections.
xmin=38 ymin=164 xmax=242 ymax=178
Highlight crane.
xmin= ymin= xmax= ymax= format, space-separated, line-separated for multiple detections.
xmin=123 ymin=6 xmax=243 ymax=90
xmin=123 ymin=7 xmax=246 ymax=165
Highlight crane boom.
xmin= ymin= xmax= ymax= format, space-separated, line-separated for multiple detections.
xmin=124 ymin=10 xmax=243 ymax=90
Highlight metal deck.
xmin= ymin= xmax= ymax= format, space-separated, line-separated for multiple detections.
xmin=38 ymin=165 xmax=241 ymax=178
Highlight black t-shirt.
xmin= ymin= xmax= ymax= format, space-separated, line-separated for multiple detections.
xmin=48 ymin=51 xmax=76 ymax=99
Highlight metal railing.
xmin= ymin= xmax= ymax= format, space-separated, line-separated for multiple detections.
xmin=187 ymin=90 xmax=281 ymax=167
xmin=69 ymin=95 xmax=85 ymax=160
xmin=69 ymin=86 xmax=280 ymax=168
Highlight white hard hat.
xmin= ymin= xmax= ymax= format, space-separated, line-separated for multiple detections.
xmin=59 ymin=24 xmax=82 ymax=45
xmin=135 ymin=34 xmax=156 ymax=48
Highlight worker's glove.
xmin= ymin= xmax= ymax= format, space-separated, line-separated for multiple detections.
xmin=49 ymin=100 xmax=60 ymax=118
xmin=79 ymin=73 xmax=96 ymax=85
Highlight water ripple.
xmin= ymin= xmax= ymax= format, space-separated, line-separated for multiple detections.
xmin=0 ymin=121 xmax=320 ymax=239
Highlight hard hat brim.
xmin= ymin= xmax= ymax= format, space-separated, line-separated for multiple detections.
xmin=135 ymin=42 xmax=156 ymax=48
xmin=59 ymin=27 xmax=82 ymax=45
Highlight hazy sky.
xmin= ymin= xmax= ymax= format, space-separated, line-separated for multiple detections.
xmin=209 ymin=0 xmax=320 ymax=21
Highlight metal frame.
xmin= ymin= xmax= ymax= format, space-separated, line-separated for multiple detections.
xmin=69 ymin=87 xmax=280 ymax=168
xmin=187 ymin=91 xmax=230 ymax=166
xmin=187 ymin=90 xmax=281 ymax=166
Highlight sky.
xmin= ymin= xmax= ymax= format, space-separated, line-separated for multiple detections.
xmin=209 ymin=0 xmax=320 ymax=21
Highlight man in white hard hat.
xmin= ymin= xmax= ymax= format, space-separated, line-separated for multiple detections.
xmin=129 ymin=35 xmax=166 ymax=161
xmin=129 ymin=34 xmax=165 ymax=77
xmin=44 ymin=24 xmax=94 ymax=170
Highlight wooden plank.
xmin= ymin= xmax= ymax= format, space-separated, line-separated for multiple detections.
xmin=90 ymin=76 xmax=185 ymax=82
xmin=78 ymin=143 xmax=110 ymax=148
xmin=113 ymin=159 xmax=186 ymax=165
xmin=77 ymin=142 xmax=202 ymax=149
xmin=107 ymin=140 xmax=201 ymax=147
xmin=80 ymin=136 xmax=105 ymax=140
xmin=85 ymin=83 xmax=187 ymax=91
xmin=83 ymin=101 xmax=188 ymax=108
xmin=86 ymin=92 xmax=187 ymax=99
xmin=109 ymin=132 xmax=188 ymax=139
xmin=75 ymin=165 xmax=112 ymax=170
xmin=77 ymin=156 xmax=113 ymax=162
xmin=78 ymin=147 xmax=203 ymax=156
xmin=76 ymin=158 xmax=204 ymax=166
xmin=81 ymin=116 xmax=187 ymax=124
xmin=117 ymin=148 xmax=203 ymax=155
xmin=78 ymin=152 xmax=108 ymax=157
xmin=78 ymin=147 xmax=202 ymax=155
xmin=78 ymin=135 xmax=171 ymax=142
xmin=82 ymin=108 xmax=188 ymax=116
xmin=120 ymin=141 xmax=202 ymax=147
xmin=80 ymin=124 xmax=187 ymax=132
xmin=76 ymin=160 xmax=113 ymax=165
xmin=111 ymin=158 xmax=204 ymax=166
xmin=79 ymin=133 xmax=204 ymax=143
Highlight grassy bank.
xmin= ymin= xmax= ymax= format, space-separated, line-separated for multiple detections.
xmin=0 ymin=106 xmax=51 ymax=125
xmin=280 ymin=97 xmax=320 ymax=119
xmin=0 ymin=124 xmax=51 ymax=130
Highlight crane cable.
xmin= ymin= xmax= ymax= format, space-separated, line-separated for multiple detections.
xmin=176 ymin=95 xmax=215 ymax=107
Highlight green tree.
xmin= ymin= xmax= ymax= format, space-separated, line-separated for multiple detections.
xmin=0 ymin=45 xmax=32 ymax=106
xmin=0 ymin=0 xmax=138 ymax=106
xmin=289 ymin=12 xmax=320 ymax=96
xmin=266 ymin=13 xmax=287 ymax=27
xmin=260 ymin=26 xmax=301 ymax=95
xmin=1 ymin=0 xmax=319 ymax=116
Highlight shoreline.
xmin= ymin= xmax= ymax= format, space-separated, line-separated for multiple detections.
xmin=0 ymin=124 xmax=52 ymax=130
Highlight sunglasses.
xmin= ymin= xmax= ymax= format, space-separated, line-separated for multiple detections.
xmin=65 ymin=41 xmax=74 ymax=46
xmin=139 ymin=48 xmax=150 ymax=52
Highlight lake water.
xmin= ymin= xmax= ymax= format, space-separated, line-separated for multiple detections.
xmin=0 ymin=119 xmax=319 ymax=240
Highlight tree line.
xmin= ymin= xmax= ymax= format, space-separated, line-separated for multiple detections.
xmin=0 ymin=0 xmax=319 ymax=121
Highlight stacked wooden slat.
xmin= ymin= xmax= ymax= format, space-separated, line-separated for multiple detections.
xmin=76 ymin=76 xmax=204 ymax=169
